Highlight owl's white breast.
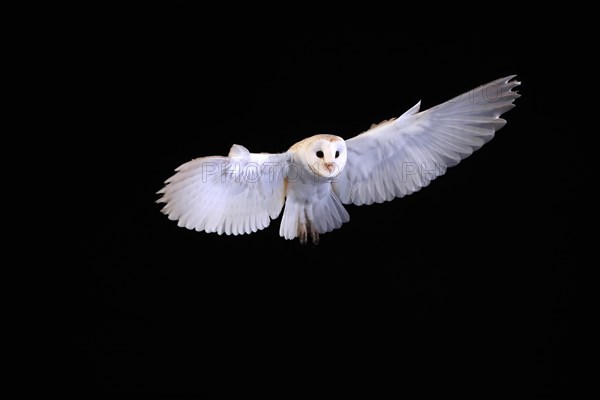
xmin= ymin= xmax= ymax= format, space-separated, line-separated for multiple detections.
xmin=285 ymin=178 xmax=332 ymax=204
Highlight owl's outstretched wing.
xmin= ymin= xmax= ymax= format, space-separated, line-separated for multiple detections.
xmin=157 ymin=145 xmax=290 ymax=235
xmin=333 ymin=75 xmax=520 ymax=205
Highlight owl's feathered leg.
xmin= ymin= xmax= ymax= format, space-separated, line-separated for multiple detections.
xmin=279 ymin=187 xmax=350 ymax=244
xmin=296 ymin=222 xmax=319 ymax=245
xmin=307 ymin=220 xmax=319 ymax=244
xmin=309 ymin=223 xmax=320 ymax=245
xmin=298 ymin=221 xmax=308 ymax=244
xmin=296 ymin=210 xmax=319 ymax=245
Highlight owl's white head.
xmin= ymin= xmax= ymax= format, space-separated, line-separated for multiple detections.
xmin=302 ymin=134 xmax=347 ymax=179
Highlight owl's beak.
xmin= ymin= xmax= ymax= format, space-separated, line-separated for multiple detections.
xmin=324 ymin=162 xmax=335 ymax=172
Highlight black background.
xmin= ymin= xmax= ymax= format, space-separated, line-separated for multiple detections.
xmin=64 ymin=11 xmax=581 ymax=399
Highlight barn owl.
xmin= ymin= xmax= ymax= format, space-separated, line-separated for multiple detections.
xmin=158 ymin=75 xmax=520 ymax=244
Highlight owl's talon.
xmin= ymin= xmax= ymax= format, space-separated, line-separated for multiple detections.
xmin=310 ymin=225 xmax=320 ymax=245
xmin=298 ymin=224 xmax=308 ymax=245
xmin=311 ymin=231 xmax=319 ymax=245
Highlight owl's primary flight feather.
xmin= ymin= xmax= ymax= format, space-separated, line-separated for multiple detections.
xmin=158 ymin=75 xmax=521 ymax=244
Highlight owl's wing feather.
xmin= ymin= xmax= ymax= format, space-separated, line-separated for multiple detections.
xmin=157 ymin=144 xmax=289 ymax=235
xmin=334 ymin=75 xmax=520 ymax=205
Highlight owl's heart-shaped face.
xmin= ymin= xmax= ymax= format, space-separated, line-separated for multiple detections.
xmin=305 ymin=135 xmax=347 ymax=178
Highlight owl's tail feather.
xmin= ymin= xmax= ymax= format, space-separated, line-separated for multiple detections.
xmin=279 ymin=189 xmax=350 ymax=244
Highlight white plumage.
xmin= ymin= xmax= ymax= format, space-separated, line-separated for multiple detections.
xmin=157 ymin=75 xmax=521 ymax=244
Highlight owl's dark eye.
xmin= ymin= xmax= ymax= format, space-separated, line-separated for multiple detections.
xmin=316 ymin=151 xmax=324 ymax=158
xmin=335 ymin=151 xmax=340 ymax=158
